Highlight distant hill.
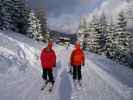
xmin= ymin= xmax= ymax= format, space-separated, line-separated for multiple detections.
xmin=49 ymin=30 xmax=77 ymax=44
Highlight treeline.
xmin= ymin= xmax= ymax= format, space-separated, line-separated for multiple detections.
xmin=78 ymin=8 xmax=133 ymax=67
xmin=0 ymin=0 xmax=49 ymax=42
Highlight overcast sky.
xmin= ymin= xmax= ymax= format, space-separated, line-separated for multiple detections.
xmin=28 ymin=0 xmax=128 ymax=33
xmin=27 ymin=0 xmax=104 ymax=33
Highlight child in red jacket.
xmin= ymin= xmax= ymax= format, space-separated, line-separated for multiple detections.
xmin=70 ymin=42 xmax=85 ymax=84
xmin=40 ymin=41 xmax=56 ymax=88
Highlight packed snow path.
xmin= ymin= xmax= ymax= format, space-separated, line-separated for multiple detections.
xmin=0 ymin=32 xmax=133 ymax=100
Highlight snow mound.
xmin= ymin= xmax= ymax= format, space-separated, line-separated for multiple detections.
xmin=87 ymin=52 xmax=133 ymax=100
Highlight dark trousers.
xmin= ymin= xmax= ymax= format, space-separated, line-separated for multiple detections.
xmin=42 ymin=68 xmax=54 ymax=84
xmin=72 ymin=65 xmax=82 ymax=80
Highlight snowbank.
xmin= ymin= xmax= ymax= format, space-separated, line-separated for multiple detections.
xmin=87 ymin=52 xmax=133 ymax=100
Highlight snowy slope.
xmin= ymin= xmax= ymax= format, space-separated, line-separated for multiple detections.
xmin=0 ymin=31 xmax=133 ymax=100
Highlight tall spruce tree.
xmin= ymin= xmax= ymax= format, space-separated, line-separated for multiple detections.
xmin=0 ymin=0 xmax=29 ymax=33
xmin=82 ymin=30 xmax=90 ymax=50
xmin=77 ymin=17 xmax=87 ymax=48
xmin=106 ymin=17 xmax=117 ymax=59
xmin=116 ymin=10 xmax=129 ymax=63
xmin=98 ymin=13 xmax=108 ymax=54
xmin=11 ymin=0 xmax=29 ymax=34
xmin=35 ymin=9 xmax=49 ymax=42
xmin=27 ymin=9 xmax=43 ymax=41
xmin=0 ymin=0 xmax=14 ymax=31
xmin=90 ymin=15 xmax=101 ymax=53
xmin=87 ymin=23 xmax=98 ymax=52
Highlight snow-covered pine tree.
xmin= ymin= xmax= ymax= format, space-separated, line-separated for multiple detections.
xmin=11 ymin=0 xmax=29 ymax=34
xmin=81 ymin=17 xmax=99 ymax=52
xmin=116 ymin=10 xmax=129 ymax=63
xmin=0 ymin=1 xmax=2 ymax=29
xmin=27 ymin=9 xmax=43 ymax=41
xmin=35 ymin=9 xmax=49 ymax=42
xmin=124 ymin=0 xmax=133 ymax=67
xmin=82 ymin=29 xmax=90 ymax=50
xmin=82 ymin=24 xmax=89 ymax=50
xmin=78 ymin=15 xmax=101 ymax=52
xmin=98 ymin=12 xmax=108 ymax=54
xmin=77 ymin=17 xmax=87 ymax=48
xmin=90 ymin=15 xmax=101 ymax=54
xmin=106 ymin=17 xmax=116 ymax=59
xmin=0 ymin=0 xmax=15 ymax=31
xmin=126 ymin=31 xmax=133 ymax=67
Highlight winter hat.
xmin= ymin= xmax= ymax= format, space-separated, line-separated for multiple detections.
xmin=75 ymin=41 xmax=80 ymax=49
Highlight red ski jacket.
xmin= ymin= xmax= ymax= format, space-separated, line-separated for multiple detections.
xmin=40 ymin=48 xmax=56 ymax=70
xmin=70 ymin=44 xmax=85 ymax=66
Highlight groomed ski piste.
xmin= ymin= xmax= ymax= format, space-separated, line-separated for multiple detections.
xmin=0 ymin=31 xmax=133 ymax=100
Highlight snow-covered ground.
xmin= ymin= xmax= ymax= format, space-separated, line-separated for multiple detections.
xmin=0 ymin=31 xmax=133 ymax=100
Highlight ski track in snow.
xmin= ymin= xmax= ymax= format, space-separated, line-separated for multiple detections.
xmin=0 ymin=32 xmax=133 ymax=100
xmin=58 ymin=48 xmax=72 ymax=100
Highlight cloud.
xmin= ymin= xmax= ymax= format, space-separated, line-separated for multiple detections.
xmin=85 ymin=0 xmax=129 ymax=22
xmin=84 ymin=0 xmax=133 ymax=32
xmin=28 ymin=0 xmax=79 ymax=17
xmin=48 ymin=14 xmax=80 ymax=33
xmin=28 ymin=0 xmax=103 ymax=33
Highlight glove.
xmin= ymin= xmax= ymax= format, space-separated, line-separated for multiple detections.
xmin=53 ymin=64 xmax=56 ymax=67
xmin=82 ymin=62 xmax=85 ymax=66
